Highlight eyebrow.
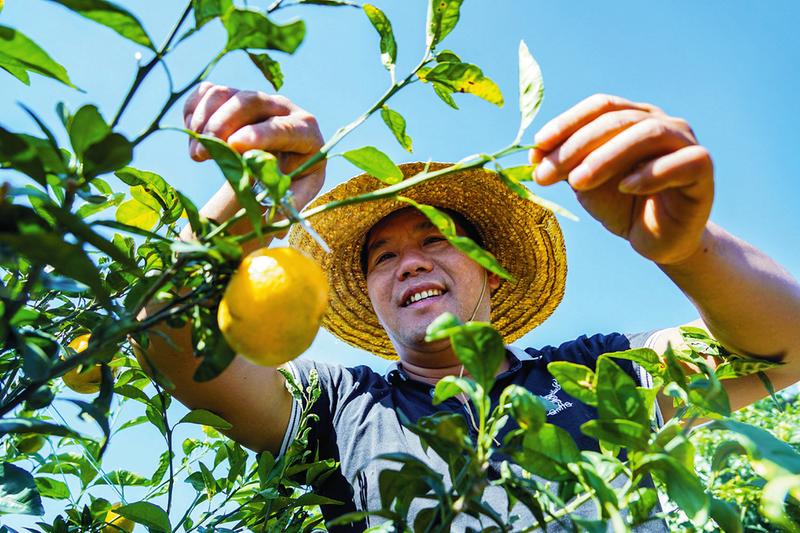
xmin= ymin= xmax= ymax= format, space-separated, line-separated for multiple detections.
xmin=366 ymin=220 xmax=438 ymax=257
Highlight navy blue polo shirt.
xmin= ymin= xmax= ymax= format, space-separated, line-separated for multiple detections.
xmin=283 ymin=331 xmax=667 ymax=531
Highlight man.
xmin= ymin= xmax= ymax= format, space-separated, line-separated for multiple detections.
xmin=140 ymin=84 xmax=800 ymax=530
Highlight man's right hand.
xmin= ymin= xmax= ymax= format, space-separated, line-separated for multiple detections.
xmin=183 ymin=82 xmax=326 ymax=210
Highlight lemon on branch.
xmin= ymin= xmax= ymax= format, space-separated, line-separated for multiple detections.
xmin=103 ymin=503 xmax=135 ymax=532
xmin=62 ymin=334 xmax=116 ymax=394
xmin=218 ymin=247 xmax=329 ymax=366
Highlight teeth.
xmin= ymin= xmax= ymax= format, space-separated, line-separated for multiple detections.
xmin=405 ymin=289 xmax=443 ymax=306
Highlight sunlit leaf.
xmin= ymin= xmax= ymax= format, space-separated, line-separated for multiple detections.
xmin=426 ymin=0 xmax=463 ymax=48
xmin=0 ymin=25 xmax=75 ymax=88
xmin=398 ymin=197 xmax=513 ymax=281
xmin=223 ymin=8 xmax=305 ymax=54
xmin=418 ymin=62 xmax=503 ymax=106
xmin=178 ymin=409 xmax=233 ymax=430
xmin=248 ymin=51 xmax=284 ymax=90
xmin=193 ymin=0 xmax=233 ymax=28
xmin=515 ymin=40 xmax=544 ymax=144
xmin=116 ymin=199 xmax=159 ymax=231
xmin=708 ymin=419 xmax=800 ymax=480
xmin=363 ymin=4 xmax=396 ymax=73
xmin=46 ymin=0 xmax=155 ymax=50
xmin=380 ymin=105 xmax=412 ymax=152
xmin=548 ymin=361 xmax=597 ymax=406
xmin=342 ymin=146 xmax=403 ymax=184
xmin=34 ymin=477 xmax=70 ymax=500
xmin=596 ymin=357 xmax=649 ymax=426
xmin=115 ymin=501 xmax=171 ymax=532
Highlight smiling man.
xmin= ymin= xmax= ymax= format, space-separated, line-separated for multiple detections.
xmin=140 ymin=85 xmax=800 ymax=531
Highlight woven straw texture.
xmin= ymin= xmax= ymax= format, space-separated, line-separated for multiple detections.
xmin=288 ymin=162 xmax=567 ymax=360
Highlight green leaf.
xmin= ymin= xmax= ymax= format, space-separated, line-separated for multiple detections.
xmin=419 ymin=62 xmax=503 ymax=106
xmin=639 ymin=453 xmax=708 ymax=524
xmin=432 ymin=81 xmax=458 ymax=109
xmin=363 ymin=4 xmax=396 ymax=73
xmin=248 ymin=52 xmax=284 ymax=90
xmin=548 ymin=361 xmax=597 ymax=406
xmin=596 ymin=357 xmax=648 ymax=426
xmin=46 ymin=0 xmax=155 ymax=50
xmin=193 ymin=0 xmax=233 ymax=28
xmin=581 ymin=418 xmax=650 ymax=450
xmin=504 ymin=385 xmax=547 ymax=432
xmin=516 ymin=40 xmax=544 ymax=144
xmin=432 ymin=375 xmax=476 ymax=406
xmin=398 ymin=197 xmax=514 ymax=281
xmin=496 ymin=165 xmax=579 ymax=222
xmin=0 ymin=418 xmax=82 ymax=439
xmin=68 ymin=105 xmax=110 ymax=159
xmin=296 ymin=0 xmax=359 ymax=5
xmin=116 ymin=166 xmax=183 ymax=223
xmin=380 ymin=105 xmax=412 ymax=152
xmin=116 ymin=199 xmax=159 ymax=231
xmin=517 ymin=424 xmax=580 ymax=481
xmin=77 ymin=192 xmax=125 ymax=218
xmin=0 ymin=462 xmax=44 ymax=515
xmin=714 ymin=357 xmax=782 ymax=380
xmin=708 ymin=419 xmax=800 ymax=479
xmin=178 ymin=409 xmax=233 ymax=430
xmin=222 ymin=8 xmax=306 ymax=54
xmin=184 ymin=130 xmax=263 ymax=235
xmin=176 ymin=190 xmax=202 ymax=234
xmin=33 ymin=477 xmax=70 ymax=500
xmin=115 ymin=501 xmax=171 ymax=532
xmin=435 ymin=49 xmax=461 ymax=63
xmin=92 ymin=469 xmax=151 ymax=486
xmin=0 ymin=232 xmax=111 ymax=307
xmin=0 ymin=25 xmax=75 ymax=88
xmin=341 ymin=146 xmax=403 ymax=184
xmin=449 ymin=321 xmax=506 ymax=392
xmin=82 ymin=133 xmax=133 ymax=178
xmin=426 ymin=0 xmax=464 ymax=48
xmin=761 ymin=475 xmax=800 ymax=532
xmin=39 ymin=203 xmax=141 ymax=273
xmin=709 ymin=497 xmax=743 ymax=533
xmin=627 ymin=487 xmax=659 ymax=525
xmin=243 ymin=149 xmax=290 ymax=202
xmin=602 ymin=348 xmax=664 ymax=381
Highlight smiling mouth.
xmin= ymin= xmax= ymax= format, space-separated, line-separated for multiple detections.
xmin=402 ymin=289 xmax=447 ymax=307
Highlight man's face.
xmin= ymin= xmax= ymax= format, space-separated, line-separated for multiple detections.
xmin=364 ymin=208 xmax=500 ymax=355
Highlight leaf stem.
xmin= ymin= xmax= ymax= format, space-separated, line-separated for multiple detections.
xmin=110 ymin=2 xmax=194 ymax=128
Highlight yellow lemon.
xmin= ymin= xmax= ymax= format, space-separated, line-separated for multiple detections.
xmin=217 ymin=247 xmax=328 ymax=366
xmin=103 ymin=503 xmax=135 ymax=532
xmin=17 ymin=434 xmax=46 ymax=454
xmin=62 ymin=334 xmax=103 ymax=394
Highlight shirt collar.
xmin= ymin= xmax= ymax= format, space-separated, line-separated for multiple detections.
xmin=384 ymin=345 xmax=528 ymax=386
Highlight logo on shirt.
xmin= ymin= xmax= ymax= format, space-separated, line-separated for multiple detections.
xmin=543 ymin=379 xmax=573 ymax=416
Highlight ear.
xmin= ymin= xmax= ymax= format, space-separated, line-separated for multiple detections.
xmin=487 ymin=272 xmax=501 ymax=293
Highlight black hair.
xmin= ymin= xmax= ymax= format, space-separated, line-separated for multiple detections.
xmin=359 ymin=207 xmax=484 ymax=277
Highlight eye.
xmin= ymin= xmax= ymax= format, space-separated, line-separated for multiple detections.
xmin=423 ymin=235 xmax=447 ymax=245
xmin=374 ymin=252 xmax=395 ymax=266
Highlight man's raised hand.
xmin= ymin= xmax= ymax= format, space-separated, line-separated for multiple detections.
xmin=183 ymin=82 xmax=326 ymax=210
xmin=529 ymin=93 xmax=714 ymax=266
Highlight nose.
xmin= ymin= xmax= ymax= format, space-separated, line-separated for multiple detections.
xmin=397 ymin=248 xmax=433 ymax=281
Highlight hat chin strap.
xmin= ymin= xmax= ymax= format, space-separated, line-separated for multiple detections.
xmin=467 ymin=270 xmax=488 ymax=322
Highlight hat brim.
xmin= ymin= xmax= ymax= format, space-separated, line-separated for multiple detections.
xmin=288 ymin=162 xmax=567 ymax=360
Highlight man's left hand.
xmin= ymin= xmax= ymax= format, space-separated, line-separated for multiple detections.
xmin=529 ymin=93 xmax=714 ymax=265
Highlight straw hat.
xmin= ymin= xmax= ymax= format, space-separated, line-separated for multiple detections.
xmin=288 ymin=162 xmax=567 ymax=360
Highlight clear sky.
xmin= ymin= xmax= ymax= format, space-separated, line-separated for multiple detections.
xmin=3 ymin=0 xmax=800 ymax=526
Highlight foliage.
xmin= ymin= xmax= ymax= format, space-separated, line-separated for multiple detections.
xmin=1 ymin=0 xmax=798 ymax=532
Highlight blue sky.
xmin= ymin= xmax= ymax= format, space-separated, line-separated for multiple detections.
xmin=3 ymin=0 xmax=800 ymax=526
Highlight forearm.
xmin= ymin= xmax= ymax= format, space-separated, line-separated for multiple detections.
xmin=179 ymin=182 xmax=270 ymax=255
xmin=658 ymin=221 xmax=800 ymax=361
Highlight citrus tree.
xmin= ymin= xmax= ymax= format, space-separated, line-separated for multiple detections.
xmin=2 ymin=1 xmax=800 ymax=531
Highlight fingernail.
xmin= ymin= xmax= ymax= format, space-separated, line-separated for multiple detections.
xmin=618 ymin=173 xmax=641 ymax=193
xmin=569 ymin=163 xmax=590 ymax=186
xmin=535 ymin=158 xmax=556 ymax=183
xmin=534 ymin=126 xmax=555 ymax=146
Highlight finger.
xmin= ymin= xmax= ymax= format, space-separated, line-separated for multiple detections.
xmin=188 ymin=85 xmax=238 ymax=161
xmin=227 ymin=115 xmax=324 ymax=157
xmin=533 ymin=93 xmax=656 ymax=154
xmin=534 ymin=109 xmax=652 ymax=185
xmin=566 ymin=117 xmax=696 ymax=191
xmin=617 ymin=145 xmax=714 ymax=198
xmin=183 ymin=81 xmax=214 ymax=127
xmin=202 ymin=92 xmax=293 ymax=145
